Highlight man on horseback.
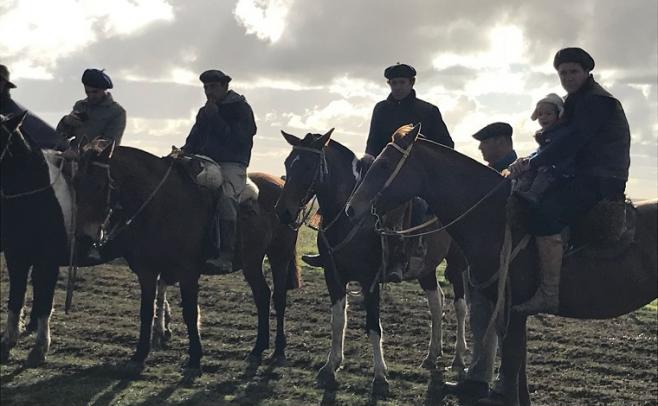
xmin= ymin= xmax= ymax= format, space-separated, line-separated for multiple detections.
xmin=0 ymin=64 xmax=66 ymax=150
xmin=56 ymin=68 xmax=126 ymax=146
xmin=509 ymin=47 xmax=631 ymax=315
xmin=303 ymin=63 xmax=453 ymax=282
xmin=444 ymin=122 xmax=517 ymax=400
xmin=182 ymin=69 xmax=257 ymax=274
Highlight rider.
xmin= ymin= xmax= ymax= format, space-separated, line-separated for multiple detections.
xmin=444 ymin=122 xmax=516 ymax=401
xmin=182 ymin=69 xmax=257 ymax=274
xmin=509 ymin=47 xmax=631 ymax=315
xmin=302 ymin=63 xmax=454 ymax=280
xmin=56 ymin=68 xmax=126 ymax=147
xmin=1 ymin=64 xmax=66 ymax=150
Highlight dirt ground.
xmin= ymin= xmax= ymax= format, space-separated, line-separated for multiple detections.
xmin=1 ymin=256 xmax=656 ymax=405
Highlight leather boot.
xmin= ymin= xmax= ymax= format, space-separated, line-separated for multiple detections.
xmin=514 ymin=234 xmax=562 ymax=315
xmin=206 ymin=219 xmax=237 ymax=274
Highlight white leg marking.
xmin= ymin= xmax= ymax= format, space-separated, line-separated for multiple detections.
xmin=44 ymin=151 xmax=73 ymax=243
xmin=2 ymin=309 xmax=22 ymax=349
xmin=34 ymin=315 xmax=52 ymax=355
xmin=324 ymin=297 xmax=347 ymax=372
xmin=370 ymin=327 xmax=387 ymax=380
xmin=425 ymin=287 xmax=444 ymax=363
xmin=154 ymin=280 xmax=167 ymax=343
xmin=453 ymin=297 xmax=468 ymax=373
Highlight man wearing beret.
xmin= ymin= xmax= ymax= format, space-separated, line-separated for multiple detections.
xmin=1 ymin=64 xmax=66 ymax=149
xmin=508 ymin=47 xmax=631 ymax=315
xmin=182 ymin=69 xmax=257 ymax=274
xmin=56 ymin=68 xmax=126 ymax=146
xmin=443 ymin=122 xmax=517 ymax=401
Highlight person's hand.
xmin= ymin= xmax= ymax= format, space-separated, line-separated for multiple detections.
xmin=203 ymin=98 xmax=219 ymax=116
xmin=507 ymin=158 xmax=530 ymax=179
xmin=63 ymin=113 xmax=83 ymax=127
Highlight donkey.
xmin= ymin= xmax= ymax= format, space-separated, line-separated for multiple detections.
xmin=346 ymin=124 xmax=657 ymax=405
xmin=73 ymin=143 xmax=300 ymax=376
xmin=275 ymin=130 xmax=468 ymax=395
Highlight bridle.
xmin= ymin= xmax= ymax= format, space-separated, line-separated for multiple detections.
xmin=284 ymin=145 xmax=328 ymax=231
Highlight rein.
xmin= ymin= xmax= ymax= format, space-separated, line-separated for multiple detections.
xmin=93 ymin=158 xmax=174 ymax=247
xmin=286 ymin=145 xmax=327 ymax=231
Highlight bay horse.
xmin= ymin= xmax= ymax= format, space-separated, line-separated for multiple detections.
xmin=73 ymin=143 xmax=300 ymax=376
xmin=275 ymin=129 xmax=468 ymax=395
xmin=346 ymin=124 xmax=658 ymax=405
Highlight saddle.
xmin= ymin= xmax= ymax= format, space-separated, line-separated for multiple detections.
xmin=169 ymin=147 xmax=259 ymax=205
xmin=507 ymin=195 xmax=637 ymax=259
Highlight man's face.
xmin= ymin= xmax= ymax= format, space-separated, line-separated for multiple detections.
xmin=84 ymin=86 xmax=106 ymax=104
xmin=388 ymin=77 xmax=414 ymax=100
xmin=558 ymin=62 xmax=589 ymax=94
xmin=204 ymin=81 xmax=228 ymax=102
xmin=478 ymin=136 xmax=508 ymax=165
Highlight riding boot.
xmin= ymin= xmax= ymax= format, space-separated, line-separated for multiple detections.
xmin=514 ymin=234 xmax=562 ymax=315
xmin=205 ymin=219 xmax=237 ymax=274
xmin=384 ymin=237 xmax=405 ymax=283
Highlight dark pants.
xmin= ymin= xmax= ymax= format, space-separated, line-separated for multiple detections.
xmin=528 ymin=175 xmax=626 ymax=236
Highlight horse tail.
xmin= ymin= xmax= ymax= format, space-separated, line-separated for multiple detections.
xmin=287 ymin=243 xmax=302 ymax=290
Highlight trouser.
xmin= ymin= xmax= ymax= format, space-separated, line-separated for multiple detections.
xmin=214 ymin=163 xmax=246 ymax=253
xmin=464 ymin=274 xmax=506 ymax=393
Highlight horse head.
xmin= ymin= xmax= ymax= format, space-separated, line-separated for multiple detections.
xmin=275 ymin=128 xmax=333 ymax=227
xmin=346 ymin=123 xmax=423 ymax=219
xmin=0 ymin=111 xmax=32 ymax=160
xmin=73 ymin=140 xmax=116 ymax=242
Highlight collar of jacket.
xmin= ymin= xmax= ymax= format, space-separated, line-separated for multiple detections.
xmin=490 ymin=150 xmax=518 ymax=172
xmin=216 ymin=90 xmax=246 ymax=105
xmin=386 ymin=89 xmax=416 ymax=105
xmin=83 ymin=92 xmax=115 ymax=107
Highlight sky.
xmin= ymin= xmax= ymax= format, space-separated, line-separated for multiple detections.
xmin=2 ymin=0 xmax=657 ymax=198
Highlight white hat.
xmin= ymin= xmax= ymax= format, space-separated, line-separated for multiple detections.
xmin=531 ymin=93 xmax=564 ymax=121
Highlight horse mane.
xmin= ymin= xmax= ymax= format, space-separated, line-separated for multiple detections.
xmin=298 ymin=132 xmax=356 ymax=162
xmin=416 ymin=138 xmax=505 ymax=180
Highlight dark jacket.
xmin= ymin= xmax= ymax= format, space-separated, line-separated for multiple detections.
xmin=56 ymin=93 xmax=126 ymax=146
xmin=529 ymin=76 xmax=630 ymax=181
xmin=1 ymin=93 xmax=66 ymax=150
xmin=491 ymin=150 xmax=517 ymax=173
xmin=183 ymin=90 xmax=256 ymax=166
xmin=366 ymin=90 xmax=453 ymax=156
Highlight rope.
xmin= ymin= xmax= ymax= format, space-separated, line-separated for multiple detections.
xmin=65 ymin=159 xmax=78 ymax=314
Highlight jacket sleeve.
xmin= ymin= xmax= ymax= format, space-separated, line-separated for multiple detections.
xmin=365 ymin=104 xmax=384 ymax=156
xmin=207 ymin=101 xmax=257 ymax=144
xmin=424 ymin=105 xmax=454 ymax=148
xmin=102 ymin=106 xmax=126 ymax=146
xmin=182 ymin=110 xmax=204 ymax=152
xmin=529 ymin=95 xmax=613 ymax=169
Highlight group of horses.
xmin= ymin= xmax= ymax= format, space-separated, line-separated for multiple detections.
xmin=1 ymin=113 xmax=656 ymax=405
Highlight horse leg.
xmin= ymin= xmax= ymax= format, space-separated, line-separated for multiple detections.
xmin=452 ymin=295 xmax=468 ymax=379
xmin=445 ymin=247 xmax=468 ymax=378
xmin=495 ymin=312 xmax=528 ymax=406
xmin=24 ymin=261 xmax=58 ymax=368
xmin=269 ymin=257 xmax=290 ymax=365
xmin=519 ymin=341 xmax=530 ymax=406
xmin=126 ymin=270 xmax=157 ymax=375
xmin=152 ymin=277 xmax=171 ymax=350
xmin=364 ymin=283 xmax=389 ymax=396
xmin=242 ymin=252 xmax=270 ymax=364
xmin=418 ymin=272 xmax=443 ymax=370
xmin=179 ymin=276 xmax=202 ymax=376
xmin=1 ymin=255 xmax=30 ymax=364
xmin=317 ymin=273 xmax=347 ymax=389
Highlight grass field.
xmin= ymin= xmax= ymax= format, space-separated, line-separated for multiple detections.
xmin=1 ymin=226 xmax=656 ymax=405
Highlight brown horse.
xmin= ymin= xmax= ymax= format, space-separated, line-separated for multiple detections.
xmin=346 ymin=125 xmax=657 ymax=405
xmin=275 ymin=129 xmax=469 ymax=395
xmin=73 ymin=144 xmax=300 ymax=376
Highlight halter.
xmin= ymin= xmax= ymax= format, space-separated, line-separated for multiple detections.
xmin=286 ymin=145 xmax=328 ymax=231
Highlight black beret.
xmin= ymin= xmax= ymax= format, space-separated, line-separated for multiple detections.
xmin=199 ymin=70 xmax=232 ymax=84
xmin=384 ymin=63 xmax=416 ymax=79
xmin=472 ymin=122 xmax=513 ymax=141
xmin=81 ymin=68 xmax=113 ymax=89
xmin=553 ymin=47 xmax=595 ymax=71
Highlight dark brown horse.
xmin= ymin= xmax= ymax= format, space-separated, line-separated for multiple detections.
xmin=275 ymin=130 xmax=468 ymax=395
xmin=346 ymin=125 xmax=657 ymax=405
xmin=73 ymin=144 xmax=300 ymax=376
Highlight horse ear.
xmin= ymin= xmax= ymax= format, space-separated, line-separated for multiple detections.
xmin=399 ymin=123 xmax=421 ymax=148
xmin=315 ymin=128 xmax=334 ymax=147
xmin=98 ymin=140 xmax=115 ymax=162
xmin=2 ymin=111 xmax=28 ymax=132
xmin=281 ymin=130 xmax=301 ymax=146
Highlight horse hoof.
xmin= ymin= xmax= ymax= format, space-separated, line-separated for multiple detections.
xmin=163 ymin=330 xmax=172 ymax=341
xmin=317 ymin=366 xmax=338 ymax=389
xmin=0 ymin=344 xmax=11 ymax=364
xmin=245 ymin=353 xmax=262 ymax=366
xmin=123 ymin=360 xmax=145 ymax=377
xmin=25 ymin=348 xmax=46 ymax=368
xmin=269 ymin=352 xmax=287 ymax=367
xmin=181 ymin=367 xmax=202 ymax=384
xmin=420 ymin=356 xmax=437 ymax=370
xmin=372 ymin=376 xmax=390 ymax=397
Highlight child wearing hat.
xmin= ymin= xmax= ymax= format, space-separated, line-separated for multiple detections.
xmin=515 ymin=93 xmax=574 ymax=203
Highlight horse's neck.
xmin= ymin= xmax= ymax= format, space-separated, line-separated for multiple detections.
xmin=315 ymin=147 xmax=358 ymax=225
xmin=112 ymin=150 xmax=167 ymax=207
xmin=1 ymin=147 xmax=49 ymax=193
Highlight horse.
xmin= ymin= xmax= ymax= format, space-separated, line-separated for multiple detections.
xmin=345 ymin=124 xmax=658 ymax=405
xmin=73 ymin=143 xmax=300 ymax=376
xmin=275 ymin=129 xmax=468 ymax=395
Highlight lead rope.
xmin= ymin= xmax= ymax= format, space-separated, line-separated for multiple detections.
xmin=65 ymin=159 xmax=78 ymax=314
